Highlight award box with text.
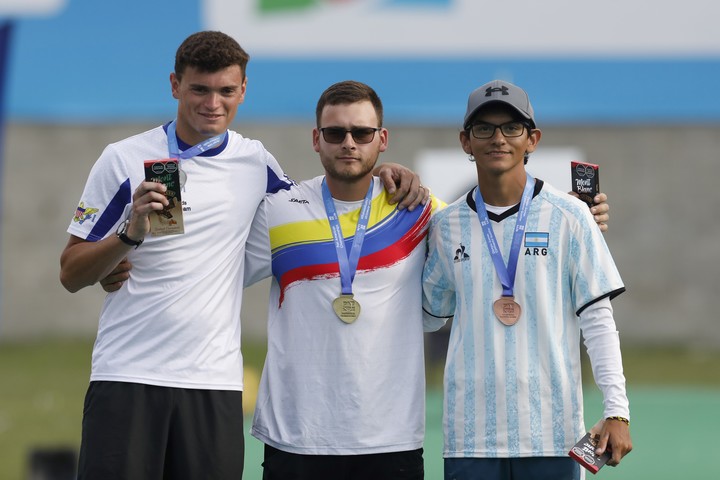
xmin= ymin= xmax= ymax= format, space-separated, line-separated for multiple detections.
xmin=144 ymin=159 xmax=184 ymax=236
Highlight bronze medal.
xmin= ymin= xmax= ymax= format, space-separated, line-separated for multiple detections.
xmin=333 ymin=294 xmax=361 ymax=324
xmin=493 ymin=296 xmax=521 ymax=326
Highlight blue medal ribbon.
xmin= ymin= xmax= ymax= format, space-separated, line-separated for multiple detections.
xmin=475 ymin=173 xmax=535 ymax=298
xmin=321 ymin=178 xmax=374 ymax=296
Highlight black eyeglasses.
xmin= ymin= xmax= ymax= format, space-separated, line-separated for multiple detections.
xmin=319 ymin=127 xmax=381 ymax=144
xmin=469 ymin=121 xmax=528 ymax=139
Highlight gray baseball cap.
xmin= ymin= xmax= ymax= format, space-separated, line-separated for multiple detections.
xmin=463 ymin=80 xmax=536 ymax=130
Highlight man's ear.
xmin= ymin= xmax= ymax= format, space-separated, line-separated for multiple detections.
xmin=525 ymin=128 xmax=542 ymax=154
xmin=459 ymin=130 xmax=472 ymax=155
xmin=170 ymin=72 xmax=181 ymax=99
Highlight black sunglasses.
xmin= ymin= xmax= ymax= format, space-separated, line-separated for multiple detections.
xmin=319 ymin=127 xmax=381 ymax=144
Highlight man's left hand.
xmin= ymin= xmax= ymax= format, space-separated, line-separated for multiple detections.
xmin=569 ymin=191 xmax=610 ymax=232
xmin=100 ymin=258 xmax=132 ymax=293
xmin=595 ymin=418 xmax=632 ymax=467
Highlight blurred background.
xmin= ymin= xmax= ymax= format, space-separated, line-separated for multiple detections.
xmin=1 ymin=0 xmax=719 ymax=478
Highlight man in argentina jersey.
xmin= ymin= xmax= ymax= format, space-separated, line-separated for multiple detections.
xmin=422 ymin=80 xmax=632 ymax=480
xmin=244 ymin=81 xmax=443 ymax=479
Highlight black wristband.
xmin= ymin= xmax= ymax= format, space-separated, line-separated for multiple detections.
xmin=116 ymin=220 xmax=143 ymax=248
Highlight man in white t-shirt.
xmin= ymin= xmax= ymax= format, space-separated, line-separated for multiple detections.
xmin=243 ymin=80 xmax=445 ymax=479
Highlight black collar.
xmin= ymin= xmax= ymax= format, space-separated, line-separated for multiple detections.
xmin=466 ymin=178 xmax=544 ymax=222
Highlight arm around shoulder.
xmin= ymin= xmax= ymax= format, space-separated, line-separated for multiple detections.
xmin=373 ymin=163 xmax=428 ymax=211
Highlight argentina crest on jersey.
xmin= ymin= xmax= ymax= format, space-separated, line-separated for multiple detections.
xmin=524 ymin=231 xmax=549 ymax=256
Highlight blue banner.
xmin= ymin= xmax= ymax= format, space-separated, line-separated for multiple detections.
xmin=5 ymin=0 xmax=720 ymax=124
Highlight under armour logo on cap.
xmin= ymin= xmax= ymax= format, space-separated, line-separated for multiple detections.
xmin=463 ymin=80 xmax=536 ymax=129
xmin=485 ymin=86 xmax=509 ymax=97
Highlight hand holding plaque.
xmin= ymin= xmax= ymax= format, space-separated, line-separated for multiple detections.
xmin=144 ymin=159 xmax=184 ymax=236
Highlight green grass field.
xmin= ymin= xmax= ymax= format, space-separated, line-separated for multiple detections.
xmin=1 ymin=338 xmax=719 ymax=479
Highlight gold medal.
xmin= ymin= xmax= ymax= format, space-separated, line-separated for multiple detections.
xmin=493 ymin=296 xmax=521 ymax=326
xmin=332 ymin=294 xmax=361 ymax=324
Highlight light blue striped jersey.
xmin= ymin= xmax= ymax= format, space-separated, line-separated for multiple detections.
xmin=422 ymin=180 xmax=625 ymax=458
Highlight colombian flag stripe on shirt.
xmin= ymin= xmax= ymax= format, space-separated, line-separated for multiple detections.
xmin=270 ymin=189 xmax=433 ymax=304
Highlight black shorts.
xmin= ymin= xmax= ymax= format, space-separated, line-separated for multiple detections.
xmin=261 ymin=444 xmax=424 ymax=480
xmin=77 ymin=381 xmax=244 ymax=480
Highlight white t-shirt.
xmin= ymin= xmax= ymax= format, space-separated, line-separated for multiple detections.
xmin=246 ymin=176 xmax=441 ymax=454
xmin=67 ymin=124 xmax=292 ymax=390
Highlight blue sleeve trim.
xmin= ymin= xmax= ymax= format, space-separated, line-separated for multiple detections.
xmin=266 ymin=166 xmax=293 ymax=194
xmin=86 ymin=178 xmax=131 ymax=241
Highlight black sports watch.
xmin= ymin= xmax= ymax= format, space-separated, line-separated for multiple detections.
xmin=116 ymin=220 xmax=143 ymax=248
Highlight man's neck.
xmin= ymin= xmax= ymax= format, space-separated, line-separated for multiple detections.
xmin=477 ymin=169 xmax=528 ymax=207
xmin=324 ymin=175 xmax=373 ymax=202
xmin=174 ymin=121 xmax=224 ymax=147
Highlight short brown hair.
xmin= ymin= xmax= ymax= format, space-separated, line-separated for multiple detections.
xmin=174 ymin=31 xmax=249 ymax=80
xmin=315 ymin=81 xmax=384 ymax=127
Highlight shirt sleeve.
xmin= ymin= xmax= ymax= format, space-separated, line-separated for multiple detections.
xmin=422 ymin=215 xmax=456 ymax=330
xmin=263 ymin=149 xmax=295 ymax=195
xmin=244 ymin=197 xmax=273 ymax=288
xmin=568 ymin=204 xmax=626 ymax=315
xmin=67 ymin=143 xmax=133 ymax=242
xmin=580 ymin=297 xmax=630 ymax=419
